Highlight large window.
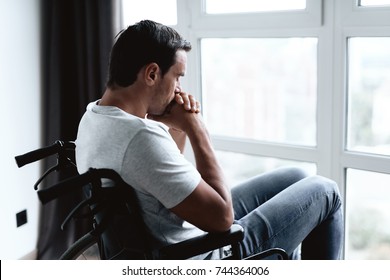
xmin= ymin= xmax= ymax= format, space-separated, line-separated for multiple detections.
xmin=347 ymin=37 xmax=390 ymax=156
xmin=201 ymin=38 xmax=317 ymax=146
xmin=359 ymin=0 xmax=390 ymax=6
xmin=205 ymin=0 xmax=306 ymax=14
xmin=346 ymin=169 xmax=390 ymax=259
xmin=121 ymin=0 xmax=390 ymax=259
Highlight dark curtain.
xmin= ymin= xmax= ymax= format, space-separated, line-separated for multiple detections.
xmin=39 ymin=0 xmax=120 ymax=259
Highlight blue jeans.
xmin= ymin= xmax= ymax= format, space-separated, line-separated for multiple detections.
xmin=232 ymin=167 xmax=344 ymax=260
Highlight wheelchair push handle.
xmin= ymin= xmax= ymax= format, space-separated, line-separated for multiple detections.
xmin=15 ymin=140 xmax=75 ymax=167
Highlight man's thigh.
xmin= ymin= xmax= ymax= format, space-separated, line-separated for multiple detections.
xmin=231 ymin=166 xmax=307 ymax=219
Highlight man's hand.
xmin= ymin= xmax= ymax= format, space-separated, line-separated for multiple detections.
xmin=148 ymin=92 xmax=202 ymax=132
xmin=174 ymin=92 xmax=201 ymax=114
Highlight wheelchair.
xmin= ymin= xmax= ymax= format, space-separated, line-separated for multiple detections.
xmin=15 ymin=140 xmax=288 ymax=260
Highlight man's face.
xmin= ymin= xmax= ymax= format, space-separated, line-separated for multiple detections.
xmin=150 ymin=50 xmax=187 ymax=115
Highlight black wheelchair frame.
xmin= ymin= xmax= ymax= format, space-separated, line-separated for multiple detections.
xmin=15 ymin=140 xmax=288 ymax=260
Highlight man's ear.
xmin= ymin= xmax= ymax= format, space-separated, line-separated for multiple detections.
xmin=145 ymin=63 xmax=159 ymax=85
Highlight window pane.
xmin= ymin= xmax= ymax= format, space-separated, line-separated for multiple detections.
xmin=205 ymin=0 xmax=306 ymax=14
xmin=346 ymin=169 xmax=390 ymax=260
xmin=359 ymin=0 xmax=390 ymax=7
xmin=216 ymin=150 xmax=317 ymax=187
xmin=121 ymin=0 xmax=177 ymax=26
xmin=201 ymin=38 xmax=317 ymax=146
xmin=347 ymin=37 xmax=390 ymax=156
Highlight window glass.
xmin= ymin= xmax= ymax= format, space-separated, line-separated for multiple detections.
xmin=346 ymin=169 xmax=390 ymax=259
xmin=216 ymin=150 xmax=317 ymax=187
xmin=201 ymin=38 xmax=317 ymax=146
xmin=121 ymin=0 xmax=177 ymax=26
xmin=347 ymin=37 xmax=390 ymax=156
xmin=205 ymin=0 xmax=306 ymax=14
xmin=359 ymin=0 xmax=390 ymax=6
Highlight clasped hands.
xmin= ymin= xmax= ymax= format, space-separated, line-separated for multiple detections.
xmin=148 ymin=92 xmax=202 ymax=133
xmin=173 ymin=92 xmax=201 ymax=114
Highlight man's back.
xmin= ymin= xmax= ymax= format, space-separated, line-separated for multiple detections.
xmin=76 ymin=101 xmax=205 ymax=251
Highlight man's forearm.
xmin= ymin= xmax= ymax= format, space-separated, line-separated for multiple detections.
xmin=186 ymin=121 xmax=231 ymax=203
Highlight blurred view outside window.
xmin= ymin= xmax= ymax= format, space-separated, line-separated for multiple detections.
xmin=216 ymin=151 xmax=316 ymax=187
xmin=347 ymin=37 xmax=390 ymax=156
xmin=359 ymin=0 xmax=390 ymax=6
xmin=201 ymin=38 xmax=317 ymax=146
xmin=121 ymin=0 xmax=177 ymax=26
xmin=346 ymin=169 xmax=390 ymax=259
xmin=205 ymin=0 xmax=306 ymax=14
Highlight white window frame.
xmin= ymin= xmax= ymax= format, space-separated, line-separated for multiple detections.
xmin=119 ymin=0 xmax=390 ymax=259
xmin=333 ymin=0 xmax=390 ymax=179
xmin=340 ymin=0 xmax=390 ymax=26
xmin=187 ymin=0 xmax=322 ymax=30
xmin=175 ymin=0 xmax=390 ymax=258
xmin=178 ymin=0 xmax=332 ymax=178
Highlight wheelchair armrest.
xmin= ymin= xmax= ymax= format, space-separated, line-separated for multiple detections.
xmin=244 ymin=247 xmax=289 ymax=260
xmin=158 ymin=224 xmax=244 ymax=260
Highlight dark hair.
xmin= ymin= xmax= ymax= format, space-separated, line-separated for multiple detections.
xmin=106 ymin=20 xmax=192 ymax=88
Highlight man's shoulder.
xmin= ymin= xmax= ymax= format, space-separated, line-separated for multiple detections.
xmin=85 ymin=103 xmax=165 ymax=131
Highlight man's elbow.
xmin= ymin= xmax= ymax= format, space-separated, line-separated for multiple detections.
xmin=208 ymin=210 xmax=234 ymax=233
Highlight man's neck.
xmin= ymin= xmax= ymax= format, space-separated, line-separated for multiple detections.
xmin=99 ymin=86 xmax=148 ymax=118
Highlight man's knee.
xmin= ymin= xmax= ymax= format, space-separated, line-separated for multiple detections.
xmin=313 ymin=175 xmax=339 ymax=194
xmin=277 ymin=166 xmax=308 ymax=182
xmin=309 ymin=175 xmax=342 ymax=209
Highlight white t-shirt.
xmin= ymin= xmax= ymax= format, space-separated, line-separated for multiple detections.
xmin=76 ymin=101 xmax=207 ymax=254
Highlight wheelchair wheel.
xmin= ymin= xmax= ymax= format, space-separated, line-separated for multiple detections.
xmin=60 ymin=232 xmax=101 ymax=260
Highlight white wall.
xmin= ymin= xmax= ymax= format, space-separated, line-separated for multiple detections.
xmin=0 ymin=0 xmax=41 ymax=259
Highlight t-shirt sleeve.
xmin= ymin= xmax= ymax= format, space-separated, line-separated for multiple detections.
xmin=120 ymin=125 xmax=201 ymax=209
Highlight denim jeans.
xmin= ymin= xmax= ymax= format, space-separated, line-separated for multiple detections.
xmin=232 ymin=167 xmax=344 ymax=260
